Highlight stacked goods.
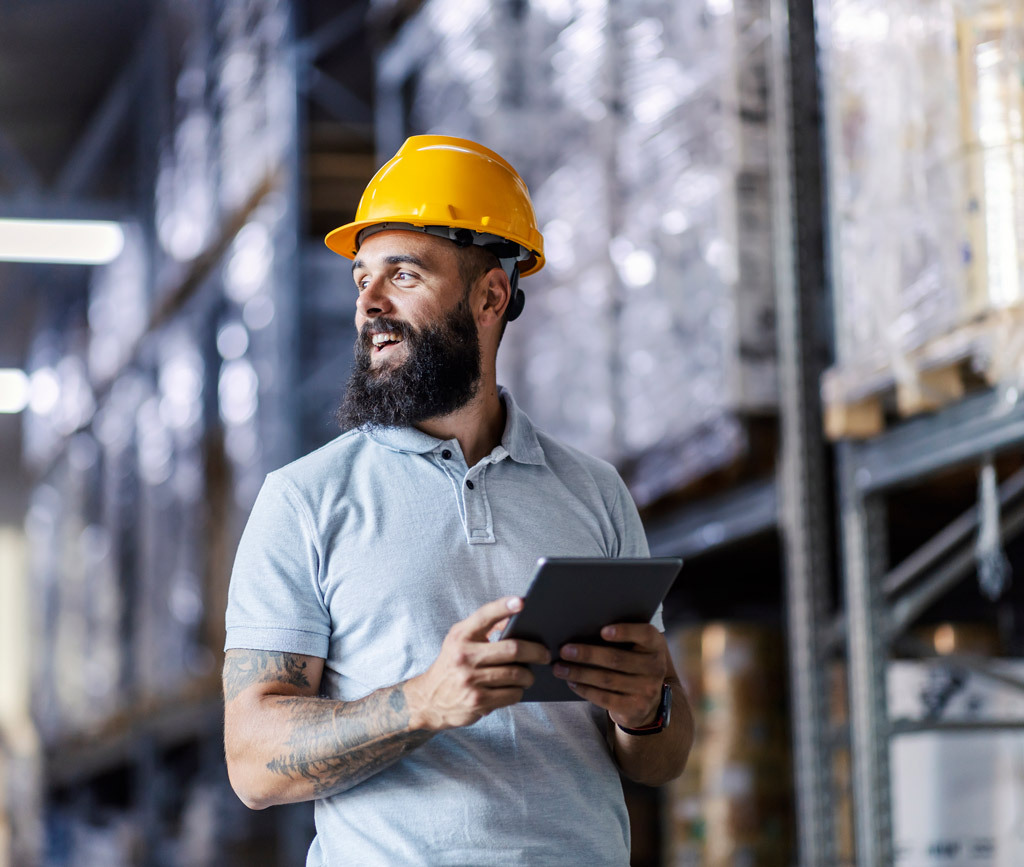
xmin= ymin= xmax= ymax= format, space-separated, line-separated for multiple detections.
xmin=664 ymin=624 xmax=793 ymax=866
xmin=889 ymin=658 xmax=1024 ymax=866
xmin=825 ymin=0 xmax=1024 ymax=418
xmin=828 ymin=661 xmax=854 ymax=866
xmin=611 ymin=0 xmax=776 ymax=505
xmin=828 ymin=0 xmax=966 ymax=368
xmin=380 ymin=0 xmax=779 ymax=505
xmin=956 ymin=3 xmax=1024 ymax=313
xmin=665 ymin=627 xmax=705 ymax=866
xmin=831 ymin=625 xmax=1012 ymax=867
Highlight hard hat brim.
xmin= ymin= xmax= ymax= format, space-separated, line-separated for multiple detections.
xmin=325 ymin=218 xmax=544 ymax=277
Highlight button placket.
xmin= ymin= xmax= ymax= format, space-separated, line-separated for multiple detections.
xmin=433 ymin=444 xmax=468 ymax=528
xmin=463 ymin=466 xmax=494 ymax=544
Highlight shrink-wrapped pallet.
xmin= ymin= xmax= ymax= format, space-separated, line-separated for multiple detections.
xmin=380 ymin=0 xmax=779 ymax=504
xmin=829 ymin=0 xmax=967 ymax=369
xmin=826 ymin=0 xmax=1024 ymax=407
xmin=611 ymin=0 xmax=776 ymax=503
xmin=957 ymin=2 xmax=1024 ymax=313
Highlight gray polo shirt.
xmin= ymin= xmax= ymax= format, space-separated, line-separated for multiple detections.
xmin=225 ymin=388 xmax=658 ymax=866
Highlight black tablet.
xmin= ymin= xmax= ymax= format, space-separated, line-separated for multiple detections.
xmin=499 ymin=557 xmax=682 ymax=702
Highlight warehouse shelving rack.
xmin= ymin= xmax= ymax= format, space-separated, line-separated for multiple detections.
xmin=834 ymin=395 xmax=1024 ymax=866
xmin=813 ymin=0 xmax=1024 ymax=862
xmin=0 ymin=2 xmax=363 ymax=863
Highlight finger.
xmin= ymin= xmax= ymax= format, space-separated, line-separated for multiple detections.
xmin=559 ymin=642 xmax=661 ymax=676
xmin=459 ymin=597 xmax=524 ymax=640
xmin=486 ymin=638 xmax=551 ymax=665
xmin=483 ymin=686 xmax=528 ymax=710
xmin=561 ymin=680 xmax=618 ymax=713
xmin=599 ymin=623 xmax=663 ymax=649
xmin=552 ymin=662 xmax=645 ymax=695
xmin=487 ymin=616 xmax=511 ymax=642
xmin=562 ymin=679 xmax=660 ymax=726
xmin=476 ymin=664 xmax=535 ymax=689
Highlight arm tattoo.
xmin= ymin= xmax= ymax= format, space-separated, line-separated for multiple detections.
xmin=264 ymin=684 xmax=433 ymax=798
xmin=223 ymin=650 xmax=312 ymax=701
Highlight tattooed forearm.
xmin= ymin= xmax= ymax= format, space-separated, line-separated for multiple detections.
xmin=223 ymin=649 xmax=312 ymax=701
xmin=263 ymin=684 xmax=433 ymax=798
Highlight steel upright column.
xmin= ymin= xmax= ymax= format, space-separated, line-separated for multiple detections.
xmin=838 ymin=444 xmax=893 ymax=865
xmin=768 ymin=0 xmax=836 ymax=863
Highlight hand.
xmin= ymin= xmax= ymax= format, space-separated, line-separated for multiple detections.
xmin=405 ymin=597 xmax=551 ymax=731
xmin=552 ymin=623 xmax=668 ymax=730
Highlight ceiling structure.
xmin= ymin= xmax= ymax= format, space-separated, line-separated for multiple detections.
xmin=0 ymin=0 xmax=153 ymax=372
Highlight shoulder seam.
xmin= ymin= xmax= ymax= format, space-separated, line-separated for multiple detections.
xmin=269 ymin=473 xmax=325 ymax=568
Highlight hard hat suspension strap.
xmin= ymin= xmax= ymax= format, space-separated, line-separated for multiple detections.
xmin=357 ymin=222 xmax=528 ymax=321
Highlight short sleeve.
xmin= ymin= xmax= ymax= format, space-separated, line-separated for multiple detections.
xmin=610 ymin=475 xmax=664 ymax=632
xmin=224 ymin=472 xmax=331 ymax=657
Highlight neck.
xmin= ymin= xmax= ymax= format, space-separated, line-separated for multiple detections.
xmin=416 ymin=375 xmax=505 ymax=467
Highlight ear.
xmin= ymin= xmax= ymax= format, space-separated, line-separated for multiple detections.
xmin=476 ymin=266 xmax=512 ymax=329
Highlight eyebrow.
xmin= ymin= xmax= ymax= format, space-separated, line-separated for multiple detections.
xmin=351 ymin=254 xmax=429 ymax=274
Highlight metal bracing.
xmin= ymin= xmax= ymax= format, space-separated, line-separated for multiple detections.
xmin=827 ymin=467 xmax=1024 ymax=652
xmin=884 ymin=467 xmax=1024 ymax=597
xmin=54 ymin=20 xmax=153 ymax=199
xmin=297 ymin=4 xmax=365 ymax=62
xmin=838 ymin=447 xmax=895 ymax=866
xmin=769 ymin=0 xmax=836 ymax=863
xmin=303 ymin=67 xmax=374 ymax=125
xmin=889 ymin=500 xmax=1024 ymax=635
xmin=0 ymin=126 xmax=43 ymax=195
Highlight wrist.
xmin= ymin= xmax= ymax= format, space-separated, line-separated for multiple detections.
xmin=617 ymin=682 xmax=672 ymax=736
xmin=402 ymin=675 xmax=445 ymax=733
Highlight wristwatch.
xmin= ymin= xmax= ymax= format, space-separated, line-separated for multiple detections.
xmin=617 ymin=682 xmax=672 ymax=736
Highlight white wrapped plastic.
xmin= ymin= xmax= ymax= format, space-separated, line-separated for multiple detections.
xmin=384 ymin=0 xmax=778 ymax=503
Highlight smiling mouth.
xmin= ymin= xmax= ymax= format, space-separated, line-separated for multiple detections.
xmin=370 ymin=331 xmax=404 ymax=353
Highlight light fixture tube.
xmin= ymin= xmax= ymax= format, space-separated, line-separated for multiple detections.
xmin=0 ymin=218 xmax=124 ymax=264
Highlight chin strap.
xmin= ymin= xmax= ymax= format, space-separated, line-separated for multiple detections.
xmin=358 ymin=222 xmax=530 ymax=321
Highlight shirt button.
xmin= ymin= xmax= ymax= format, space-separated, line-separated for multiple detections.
xmin=466 ymin=480 xmax=475 ymax=490
xmin=441 ymin=449 xmax=452 ymax=460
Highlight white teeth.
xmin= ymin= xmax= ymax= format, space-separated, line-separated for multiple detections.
xmin=371 ymin=332 xmax=401 ymax=346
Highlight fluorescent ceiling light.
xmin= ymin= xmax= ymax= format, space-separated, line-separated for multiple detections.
xmin=0 ymin=369 xmax=29 ymax=414
xmin=0 ymin=218 xmax=125 ymax=264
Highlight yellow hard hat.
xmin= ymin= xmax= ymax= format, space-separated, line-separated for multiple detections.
xmin=325 ymin=135 xmax=545 ymax=278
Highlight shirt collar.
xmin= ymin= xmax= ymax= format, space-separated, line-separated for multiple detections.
xmin=362 ymin=386 xmax=546 ymax=466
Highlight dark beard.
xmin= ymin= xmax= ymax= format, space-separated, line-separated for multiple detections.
xmin=336 ymin=297 xmax=482 ymax=430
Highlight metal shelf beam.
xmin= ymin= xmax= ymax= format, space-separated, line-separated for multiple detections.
xmin=851 ymin=388 xmax=1024 ymax=496
xmin=644 ymin=479 xmax=777 ymax=559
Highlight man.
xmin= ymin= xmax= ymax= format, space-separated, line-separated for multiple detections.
xmin=223 ymin=135 xmax=693 ymax=865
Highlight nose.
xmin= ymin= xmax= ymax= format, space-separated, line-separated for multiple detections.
xmin=355 ymin=276 xmax=394 ymax=320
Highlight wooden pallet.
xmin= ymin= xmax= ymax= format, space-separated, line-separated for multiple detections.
xmin=822 ymin=306 xmax=1024 ymax=441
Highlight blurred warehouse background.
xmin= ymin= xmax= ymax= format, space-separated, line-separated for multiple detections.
xmin=2 ymin=0 xmax=1024 ymax=865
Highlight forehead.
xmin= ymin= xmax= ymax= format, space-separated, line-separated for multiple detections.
xmin=352 ymin=229 xmax=458 ymax=272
